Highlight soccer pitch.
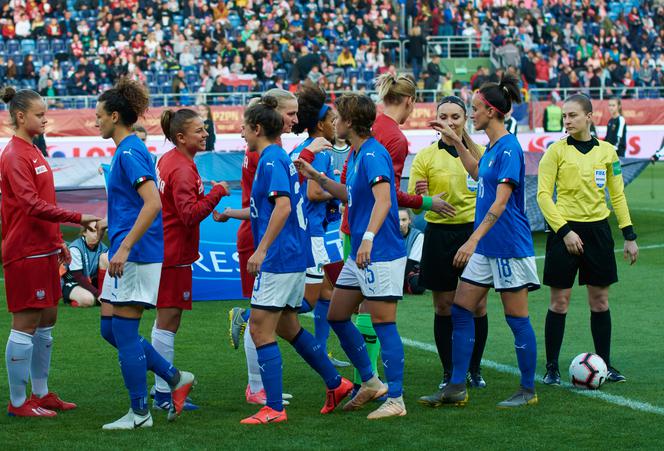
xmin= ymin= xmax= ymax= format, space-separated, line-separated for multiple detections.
xmin=1 ymin=164 xmax=663 ymax=450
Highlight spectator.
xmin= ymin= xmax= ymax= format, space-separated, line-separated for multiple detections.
xmin=336 ymin=47 xmax=356 ymax=69
xmin=22 ymin=55 xmax=36 ymax=81
xmin=408 ymin=25 xmax=425 ymax=81
xmin=61 ymin=225 xmax=109 ymax=308
xmin=179 ymin=44 xmax=196 ymax=69
xmin=495 ymin=38 xmax=521 ymax=68
xmin=308 ymin=65 xmax=323 ymax=84
xmin=15 ymin=12 xmax=31 ymax=38
xmin=423 ymin=54 xmax=442 ymax=101
xmin=6 ymin=58 xmax=17 ymax=81
xmin=230 ymin=55 xmax=244 ymax=75
xmin=197 ymin=104 xmax=216 ymax=151
xmin=605 ymin=97 xmax=627 ymax=157
xmin=543 ymin=101 xmax=564 ymax=132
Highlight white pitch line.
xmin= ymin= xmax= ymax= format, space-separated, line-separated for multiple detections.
xmin=534 ymin=243 xmax=664 ymax=260
xmin=401 ymin=337 xmax=664 ymax=416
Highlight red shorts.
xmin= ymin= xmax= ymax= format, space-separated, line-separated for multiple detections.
xmin=238 ymin=249 xmax=255 ymax=299
xmin=157 ymin=266 xmax=193 ymax=310
xmin=5 ymin=254 xmax=61 ymax=313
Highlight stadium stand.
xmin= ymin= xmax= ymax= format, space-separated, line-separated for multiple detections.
xmin=0 ymin=0 xmax=662 ymax=107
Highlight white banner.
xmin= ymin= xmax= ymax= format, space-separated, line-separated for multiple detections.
xmin=2 ymin=127 xmax=661 ymax=158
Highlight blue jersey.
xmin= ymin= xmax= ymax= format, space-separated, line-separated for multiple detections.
xmin=346 ymin=137 xmax=405 ymax=262
xmin=475 ymin=133 xmax=534 ymax=258
xmin=106 ymin=134 xmax=164 ymax=263
xmin=251 ymin=144 xmax=308 ymax=273
xmin=290 ymin=137 xmax=335 ymax=237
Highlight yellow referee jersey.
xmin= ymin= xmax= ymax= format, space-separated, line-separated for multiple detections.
xmin=408 ymin=140 xmax=483 ymax=224
xmin=536 ymin=137 xmax=633 ymax=233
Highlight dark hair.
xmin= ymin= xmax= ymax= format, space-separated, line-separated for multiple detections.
xmin=244 ymin=95 xmax=283 ymax=140
xmin=335 ymin=94 xmax=376 ymax=138
xmin=477 ymin=74 xmax=522 ymax=119
xmin=98 ymin=77 xmax=149 ymax=126
xmin=609 ymin=96 xmax=622 ymax=114
xmin=1 ymin=87 xmax=43 ymax=127
xmin=160 ymin=108 xmax=200 ymax=144
xmin=437 ymin=96 xmax=467 ymax=115
xmin=292 ymin=82 xmax=329 ymax=135
xmin=564 ymin=93 xmax=593 ymax=114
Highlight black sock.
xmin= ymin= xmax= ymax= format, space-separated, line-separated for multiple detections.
xmin=544 ymin=310 xmax=566 ymax=368
xmin=591 ymin=309 xmax=612 ymax=367
xmin=434 ymin=313 xmax=453 ymax=375
xmin=469 ymin=314 xmax=488 ymax=373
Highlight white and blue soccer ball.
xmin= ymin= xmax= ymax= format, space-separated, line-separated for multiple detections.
xmin=569 ymin=353 xmax=608 ymax=390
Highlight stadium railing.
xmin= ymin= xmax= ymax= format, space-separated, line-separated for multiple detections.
xmin=425 ymin=36 xmax=491 ymax=60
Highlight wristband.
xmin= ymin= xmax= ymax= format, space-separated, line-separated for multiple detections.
xmin=362 ymin=232 xmax=375 ymax=242
xmin=621 ymin=225 xmax=637 ymax=241
xmin=421 ymin=196 xmax=433 ymax=211
xmin=556 ymin=223 xmax=572 ymax=239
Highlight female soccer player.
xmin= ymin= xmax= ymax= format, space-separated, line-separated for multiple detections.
xmin=239 ymin=96 xmax=353 ymax=425
xmin=407 ymin=96 xmax=490 ymax=406
xmin=342 ymin=73 xmax=457 ymax=394
xmin=150 ymin=108 xmax=230 ymax=410
xmin=434 ymin=75 xmax=540 ymax=408
xmin=95 ymin=78 xmax=195 ymax=430
xmin=297 ymin=93 xmax=408 ymax=420
xmin=1 ymin=87 xmax=99 ymax=417
xmin=537 ymin=94 xmax=638 ymax=385
xmin=605 ymin=97 xmax=627 ymax=157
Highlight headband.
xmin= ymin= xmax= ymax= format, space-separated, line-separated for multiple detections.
xmin=437 ymin=96 xmax=466 ymax=114
xmin=317 ymin=104 xmax=331 ymax=122
xmin=475 ymin=91 xmax=508 ymax=115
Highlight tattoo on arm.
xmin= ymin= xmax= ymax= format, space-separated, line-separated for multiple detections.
xmin=318 ymin=174 xmax=328 ymax=189
xmin=482 ymin=212 xmax=498 ymax=225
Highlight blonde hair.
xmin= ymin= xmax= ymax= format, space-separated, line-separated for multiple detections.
xmin=375 ymin=73 xmax=416 ymax=106
xmin=263 ymin=88 xmax=297 ymax=110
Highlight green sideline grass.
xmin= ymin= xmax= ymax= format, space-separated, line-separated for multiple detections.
xmin=0 ymin=164 xmax=663 ymax=450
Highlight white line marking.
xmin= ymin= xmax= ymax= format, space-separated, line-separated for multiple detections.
xmin=401 ymin=337 xmax=664 ymax=416
xmin=631 ymin=207 xmax=664 ymax=213
xmin=534 ymin=243 xmax=664 ymax=260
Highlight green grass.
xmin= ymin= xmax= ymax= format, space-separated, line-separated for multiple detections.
xmin=1 ymin=164 xmax=664 ymax=450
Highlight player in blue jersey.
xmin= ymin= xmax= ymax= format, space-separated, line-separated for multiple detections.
xmin=289 ymin=83 xmax=349 ymax=368
xmin=94 ymin=78 xmax=195 ymax=429
xmin=296 ymin=93 xmax=408 ymax=420
xmin=239 ymin=95 xmax=353 ymax=425
xmin=432 ymin=75 xmax=540 ymax=408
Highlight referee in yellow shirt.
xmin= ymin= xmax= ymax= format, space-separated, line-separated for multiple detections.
xmin=408 ymin=96 xmax=489 ymax=405
xmin=536 ymin=94 xmax=639 ymax=385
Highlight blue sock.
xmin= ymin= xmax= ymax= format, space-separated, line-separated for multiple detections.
xmin=373 ymin=322 xmax=404 ymax=398
xmin=154 ymin=389 xmax=171 ymax=406
xmin=139 ymin=336 xmax=179 ymax=386
xmin=298 ymin=299 xmax=313 ymax=314
xmin=313 ymin=299 xmax=331 ymax=353
xmin=290 ymin=328 xmax=341 ymax=389
xmin=505 ymin=315 xmax=537 ymax=390
xmin=451 ymin=304 xmax=475 ymax=385
xmin=256 ymin=342 xmax=283 ymax=411
xmin=112 ymin=316 xmax=148 ymax=414
xmin=241 ymin=308 xmax=251 ymax=322
xmin=329 ymin=319 xmax=373 ymax=382
xmin=101 ymin=316 xmax=116 ymax=347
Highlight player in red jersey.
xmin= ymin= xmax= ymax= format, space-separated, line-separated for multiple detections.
xmin=151 ymin=108 xmax=230 ymax=411
xmin=0 ymin=87 xmax=99 ymax=417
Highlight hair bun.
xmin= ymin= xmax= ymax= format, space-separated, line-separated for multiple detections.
xmin=1 ymin=86 xmax=16 ymax=104
xmin=260 ymin=95 xmax=279 ymax=109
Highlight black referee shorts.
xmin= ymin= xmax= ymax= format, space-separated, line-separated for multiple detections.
xmin=419 ymin=222 xmax=474 ymax=292
xmin=543 ymin=219 xmax=618 ymax=289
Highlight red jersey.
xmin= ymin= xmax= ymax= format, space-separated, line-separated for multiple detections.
xmin=0 ymin=136 xmax=81 ymax=266
xmin=157 ymin=148 xmax=227 ymax=267
xmin=237 ymin=149 xmax=259 ymax=253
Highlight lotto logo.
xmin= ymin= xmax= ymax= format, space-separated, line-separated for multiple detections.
xmin=36 ymin=289 xmax=46 ymax=300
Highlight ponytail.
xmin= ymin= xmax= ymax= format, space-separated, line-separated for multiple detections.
xmin=160 ymin=108 xmax=200 ymax=144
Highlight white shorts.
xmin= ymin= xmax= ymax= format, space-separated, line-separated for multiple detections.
xmin=251 ymin=271 xmax=306 ymax=311
xmin=335 ymin=257 xmax=406 ymax=301
xmin=306 ymin=236 xmax=331 ymax=285
xmin=460 ymin=253 xmax=540 ymax=292
xmin=100 ymin=262 xmax=162 ymax=308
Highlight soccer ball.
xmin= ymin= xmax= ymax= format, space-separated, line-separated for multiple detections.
xmin=569 ymin=353 xmax=608 ymax=389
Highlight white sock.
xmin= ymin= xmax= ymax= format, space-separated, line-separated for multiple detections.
xmin=30 ymin=326 xmax=54 ymax=397
xmin=6 ymin=330 xmax=34 ymax=407
xmin=151 ymin=325 xmax=175 ymax=394
xmin=244 ymin=323 xmax=263 ymax=393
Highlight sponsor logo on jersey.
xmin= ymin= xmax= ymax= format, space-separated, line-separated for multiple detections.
xmin=466 ymin=174 xmax=478 ymax=192
xmin=35 ymin=165 xmax=47 ymax=175
xmin=183 ymin=291 xmax=191 ymax=301
xmin=594 ymin=169 xmax=607 ymax=188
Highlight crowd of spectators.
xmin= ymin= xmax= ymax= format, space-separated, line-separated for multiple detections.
xmin=0 ymin=0 xmax=662 ymax=105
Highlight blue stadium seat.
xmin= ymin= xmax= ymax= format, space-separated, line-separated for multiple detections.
xmin=185 ymin=72 xmax=198 ymax=86
xmin=274 ymin=68 xmax=287 ymax=79
xmin=347 ymin=68 xmax=359 ymax=80
xmin=146 ymin=72 xmax=156 ymax=85
xmin=51 ymin=39 xmax=65 ymax=53
xmin=228 ymin=14 xmax=242 ymax=29
xmin=237 ymin=85 xmax=249 ymax=93
xmin=148 ymin=84 xmax=159 ymax=94
xmin=156 ymin=72 xmax=170 ymax=85
xmin=362 ymin=69 xmax=375 ymax=82
xmin=21 ymin=39 xmax=35 ymax=55
xmin=36 ymin=39 xmax=50 ymax=54
xmin=0 ymin=41 xmax=5 ymax=53
xmin=152 ymin=96 xmax=165 ymax=107
xmin=6 ymin=39 xmax=19 ymax=54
